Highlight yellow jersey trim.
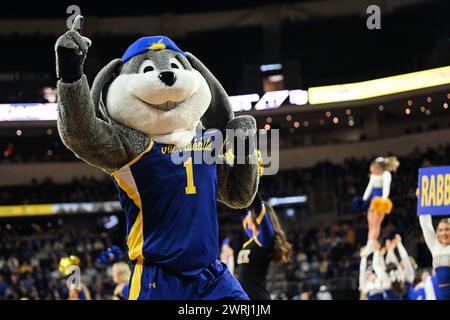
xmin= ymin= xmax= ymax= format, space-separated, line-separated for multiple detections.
xmin=112 ymin=172 xmax=144 ymax=262
xmin=243 ymin=238 xmax=253 ymax=249
xmin=111 ymin=139 xmax=154 ymax=176
xmin=128 ymin=139 xmax=154 ymax=167
xmin=242 ymin=211 xmax=251 ymax=230
xmin=243 ymin=237 xmax=262 ymax=249
xmin=256 ymin=205 xmax=266 ymax=225
xmin=129 ymin=262 xmax=143 ymax=300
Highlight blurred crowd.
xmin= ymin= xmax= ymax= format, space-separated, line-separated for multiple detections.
xmin=0 ymin=220 xmax=121 ymax=300
xmin=3 ymin=144 xmax=450 ymax=207
xmin=1 ymin=144 xmax=449 ymax=299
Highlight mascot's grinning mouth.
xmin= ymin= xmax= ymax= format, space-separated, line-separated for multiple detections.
xmin=135 ymin=95 xmax=179 ymax=111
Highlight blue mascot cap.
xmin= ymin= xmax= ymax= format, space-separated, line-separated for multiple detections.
xmin=122 ymin=36 xmax=186 ymax=63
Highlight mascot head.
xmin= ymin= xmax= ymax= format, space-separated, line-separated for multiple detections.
xmin=91 ymin=36 xmax=233 ymax=147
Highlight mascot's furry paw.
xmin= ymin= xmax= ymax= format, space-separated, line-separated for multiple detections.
xmin=226 ymin=115 xmax=257 ymax=137
xmin=370 ymin=197 xmax=393 ymax=215
xmin=55 ymin=29 xmax=92 ymax=82
xmin=225 ymin=115 xmax=257 ymax=161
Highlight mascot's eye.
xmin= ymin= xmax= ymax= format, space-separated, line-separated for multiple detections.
xmin=139 ymin=60 xmax=156 ymax=73
xmin=169 ymin=58 xmax=184 ymax=70
xmin=143 ymin=66 xmax=155 ymax=73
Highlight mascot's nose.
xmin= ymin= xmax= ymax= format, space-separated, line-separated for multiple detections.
xmin=158 ymin=71 xmax=176 ymax=87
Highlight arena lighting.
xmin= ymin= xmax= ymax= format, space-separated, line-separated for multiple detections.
xmin=3 ymin=65 xmax=449 ymax=120
xmin=254 ymin=90 xmax=290 ymax=110
xmin=0 ymin=201 xmax=122 ymax=218
xmin=229 ymin=94 xmax=260 ymax=112
xmin=308 ymin=65 xmax=450 ymax=104
xmin=260 ymin=63 xmax=283 ymax=72
xmin=0 ymin=103 xmax=58 ymax=121
xmin=289 ymin=89 xmax=308 ymax=105
xmin=267 ymin=74 xmax=284 ymax=83
xmin=286 ymin=208 xmax=295 ymax=217
xmin=268 ymin=195 xmax=307 ymax=206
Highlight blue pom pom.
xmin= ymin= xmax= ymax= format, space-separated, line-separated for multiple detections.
xmin=352 ymin=197 xmax=369 ymax=213
xmin=97 ymin=245 xmax=124 ymax=266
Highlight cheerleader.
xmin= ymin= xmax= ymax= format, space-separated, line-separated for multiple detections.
xmin=358 ymin=242 xmax=385 ymax=300
xmin=237 ymin=193 xmax=292 ymax=300
xmin=68 ymin=283 xmax=92 ymax=300
xmin=424 ymin=271 xmax=441 ymax=300
xmin=59 ymin=255 xmax=92 ymax=300
xmin=413 ymin=270 xmax=440 ymax=300
xmin=417 ymin=188 xmax=450 ymax=300
xmin=361 ymin=156 xmax=399 ymax=255
xmin=112 ymin=262 xmax=131 ymax=300
xmin=373 ymin=235 xmax=415 ymax=300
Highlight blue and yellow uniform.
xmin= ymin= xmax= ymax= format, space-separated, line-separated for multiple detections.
xmin=383 ymin=283 xmax=414 ymax=300
xmin=112 ymin=129 xmax=247 ymax=300
xmin=237 ymin=193 xmax=275 ymax=300
xmin=435 ymin=265 xmax=450 ymax=300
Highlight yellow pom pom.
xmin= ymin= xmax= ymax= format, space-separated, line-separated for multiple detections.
xmin=69 ymin=255 xmax=80 ymax=266
xmin=59 ymin=255 xmax=81 ymax=276
xmin=370 ymin=197 xmax=393 ymax=215
xmin=59 ymin=257 xmax=71 ymax=275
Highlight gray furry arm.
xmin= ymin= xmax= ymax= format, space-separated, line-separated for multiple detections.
xmin=57 ymin=75 xmax=137 ymax=172
xmin=216 ymin=116 xmax=259 ymax=209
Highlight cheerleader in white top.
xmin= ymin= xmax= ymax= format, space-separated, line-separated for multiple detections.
xmin=415 ymin=188 xmax=450 ymax=300
xmin=424 ymin=271 xmax=441 ymax=300
xmin=362 ymin=156 xmax=400 ymax=255
xmin=359 ymin=244 xmax=385 ymax=300
xmin=418 ymin=215 xmax=450 ymax=300
xmin=372 ymin=236 xmax=415 ymax=300
xmin=415 ymin=270 xmax=441 ymax=300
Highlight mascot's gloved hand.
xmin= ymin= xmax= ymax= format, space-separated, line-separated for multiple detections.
xmin=55 ymin=28 xmax=91 ymax=83
xmin=225 ymin=115 xmax=257 ymax=159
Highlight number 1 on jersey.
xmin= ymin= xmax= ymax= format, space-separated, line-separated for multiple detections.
xmin=184 ymin=157 xmax=197 ymax=194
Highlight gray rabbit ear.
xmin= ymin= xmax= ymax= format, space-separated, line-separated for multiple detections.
xmin=91 ymin=58 xmax=123 ymax=123
xmin=185 ymin=52 xmax=234 ymax=131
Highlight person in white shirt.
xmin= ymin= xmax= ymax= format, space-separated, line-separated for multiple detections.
xmin=372 ymin=236 xmax=415 ymax=300
xmin=416 ymin=187 xmax=450 ymax=300
xmin=361 ymin=156 xmax=399 ymax=255
xmin=359 ymin=243 xmax=385 ymax=300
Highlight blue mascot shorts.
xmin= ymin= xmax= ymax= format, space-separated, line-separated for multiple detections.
xmin=128 ymin=259 xmax=249 ymax=300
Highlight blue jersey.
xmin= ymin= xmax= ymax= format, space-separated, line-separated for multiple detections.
xmin=112 ymin=130 xmax=219 ymax=277
xmin=383 ymin=283 xmax=413 ymax=300
xmin=435 ymin=267 xmax=450 ymax=300
xmin=242 ymin=194 xmax=275 ymax=250
xmin=367 ymin=293 xmax=384 ymax=300
xmin=409 ymin=286 xmax=426 ymax=300
xmin=371 ymin=187 xmax=383 ymax=201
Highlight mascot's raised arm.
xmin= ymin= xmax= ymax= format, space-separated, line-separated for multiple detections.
xmin=55 ymin=16 xmax=259 ymax=300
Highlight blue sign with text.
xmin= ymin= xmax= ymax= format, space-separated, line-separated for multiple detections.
xmin=417 ymin=166 xmax=450 ymax=216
